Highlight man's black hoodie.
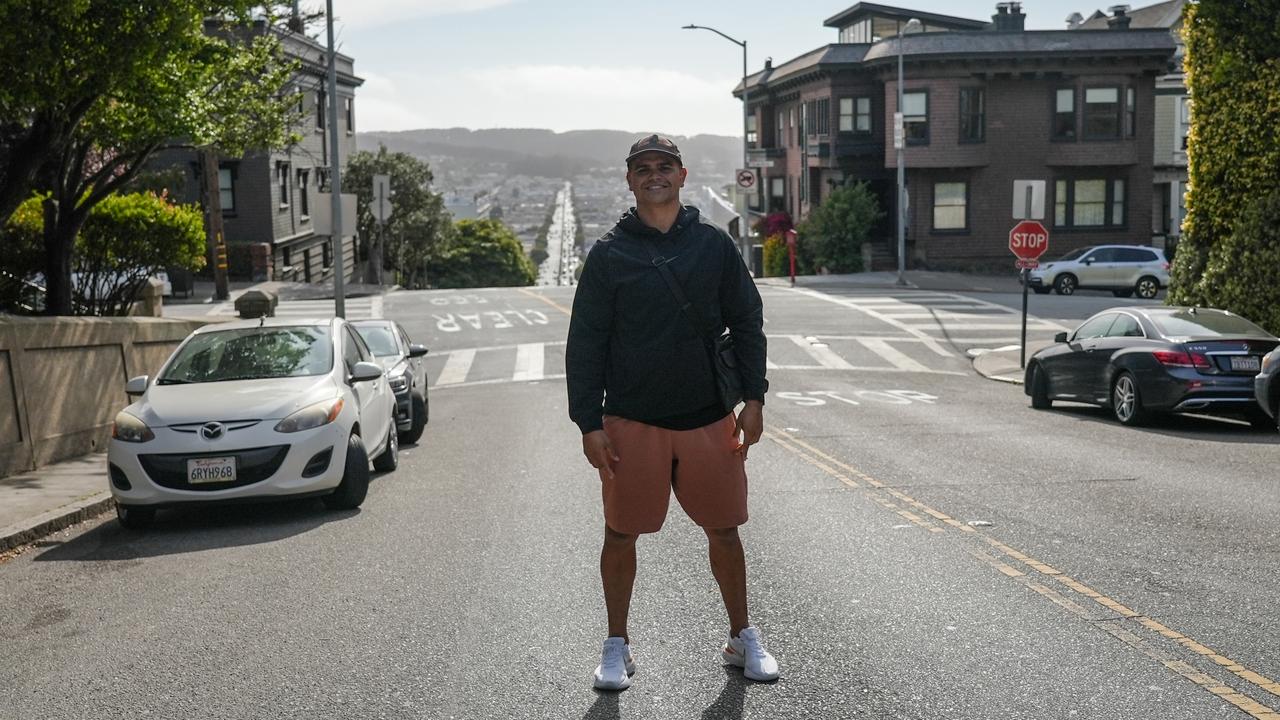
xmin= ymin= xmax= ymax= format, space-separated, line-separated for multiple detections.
xmin=566 ymin=205 xmax=767 ymax=435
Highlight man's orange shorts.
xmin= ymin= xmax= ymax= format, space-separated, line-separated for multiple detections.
xmin=599 ymin=413 xmax=748 ymax=535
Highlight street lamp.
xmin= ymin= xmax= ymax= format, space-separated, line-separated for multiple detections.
xmin=683 ymin=23 xmax=749 ymax=254
xmin=896 ymin=17 xmax=922 ymax=286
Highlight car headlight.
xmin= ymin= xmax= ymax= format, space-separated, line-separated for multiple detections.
xmin=112 ymin=411 xmax=154 ymax=443
xmin=274 ymin=397 xmax=344 ymax=433
xmin=1263 ymin=351 xmax=1280 ymax=375
xmin=389 ymin=373 xmax=409 ymax=393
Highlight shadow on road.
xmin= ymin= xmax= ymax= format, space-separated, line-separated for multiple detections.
xmin=31 ymin=498 xmax=353 ymax=562
xmin=1049 ymin=404 xmax=1280 ymax=444
xmin=582 ymin=690 xmax=619 ymax=720
xmin=700 ymin=667 xmax=749 ymax=720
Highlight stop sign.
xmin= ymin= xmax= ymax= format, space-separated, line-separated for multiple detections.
xmin=1009 ymin=220 xmax=1049 ymax=261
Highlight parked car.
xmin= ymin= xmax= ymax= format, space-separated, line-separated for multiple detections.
xmin=1254 ymin=348 xmax=1280 ymax=431
xmin=351 ymin=320 xmax=430 ymax=444
xmin=107 ymin=317 xmax=399 ymax=529
xmin=1025 ymin=306 xmax=1278 ymax=427
xmin=1027 ymin=245 xmax=1169 ymax=298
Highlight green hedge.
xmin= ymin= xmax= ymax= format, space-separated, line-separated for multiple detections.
xmin=1168 ymin=0 xmax=1280 ymax=329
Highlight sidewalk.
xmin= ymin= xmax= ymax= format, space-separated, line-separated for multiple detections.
xmin=758 ymin=269 xmax=1027 ymax=294
xmin=0 ymin=453 xmax=110 ymax=553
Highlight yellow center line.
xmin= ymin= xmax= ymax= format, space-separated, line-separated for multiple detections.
xmin=761 ymin=422 xmax=1280 ymax=709
xmin=517 ymin=287 xmax=572 ymax=316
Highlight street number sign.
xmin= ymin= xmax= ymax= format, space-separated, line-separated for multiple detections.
xmin=1009 ymin=219 xmax=1049 ymax=261
xmin=736 ymin=169 xmax=757 ymax=189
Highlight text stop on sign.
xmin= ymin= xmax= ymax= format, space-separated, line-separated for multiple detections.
xmin=1009 ymin=220 xmax=1049 ymax=261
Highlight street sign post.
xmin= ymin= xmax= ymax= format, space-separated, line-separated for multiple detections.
xmin=1009 ymin=219 xmax=1050 ymax=370
xmin=785 ymin=228 xmax=797 ymax=287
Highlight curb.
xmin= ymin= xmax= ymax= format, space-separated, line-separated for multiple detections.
xmin=0 ymin=492 xmax=114 ymax=553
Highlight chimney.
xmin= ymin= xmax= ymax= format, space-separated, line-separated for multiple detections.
xmin=1107 ymin=5 xmax=1132 ymax=30
xmin=764 ymin=58 xmax=773 ymax=71
xmin=1065 ymin=12 xmax=1084 ymax=30
xmin=992 ymin=2 xmax=1026 ymax=31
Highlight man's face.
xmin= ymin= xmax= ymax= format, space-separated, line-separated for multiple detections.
xmin=626 ymin=152 xmax=686 ymax=206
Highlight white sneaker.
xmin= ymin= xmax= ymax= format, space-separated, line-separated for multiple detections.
xmin=592 ymin=637 xmax=636 ymax=690
xmin=722 ymin=626 xmax=780 ymax=682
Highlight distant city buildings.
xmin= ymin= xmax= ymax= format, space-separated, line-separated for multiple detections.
xmin=734 ymin=1 xmax=1181 ymax=270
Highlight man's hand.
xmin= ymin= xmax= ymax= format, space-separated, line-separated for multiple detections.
xmin=582 ymin=430 xmax=620 ymax=480
xmin=734 ymin=400 xmax=764 ymax=460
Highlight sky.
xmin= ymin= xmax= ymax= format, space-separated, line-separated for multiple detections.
xmin=324 ymin=0 xmax=1123 ymax=137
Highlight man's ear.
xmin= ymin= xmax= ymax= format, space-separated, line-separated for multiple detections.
xmin=678 ymin=167 xmax=688 ymax=188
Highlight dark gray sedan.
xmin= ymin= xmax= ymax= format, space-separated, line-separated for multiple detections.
xmin=352 ymin=320 xmax=430 ymax=444
xmin=1025 ymin=306 xmax=1277 ymax=427
xmin=1254 ymin=349 xmax=1280 ymax=431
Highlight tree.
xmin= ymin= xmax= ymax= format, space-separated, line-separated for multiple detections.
xmin=798 ymin=181 xmax=883 ymax=273
xmin=344 ymin=146 xmax=453 ymax=287
xmin=5 ymin=191 xmax=205 ymax=315
xmin=1168 ymin=0 xmax=1280 ymax=320
xmin=428 ymin=219 xmax=537 ymax=289
xmin=0 ymin=2 xmax=300 ymax=314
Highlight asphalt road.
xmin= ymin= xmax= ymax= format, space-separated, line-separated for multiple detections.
xmin=1 ymin=283 xmax=1276 ymax=720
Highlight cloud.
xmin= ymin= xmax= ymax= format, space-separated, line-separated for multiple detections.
xmin=322 ymin=0 xmax=518 ymax=30
xmin=353 ymin=64 xmax=744 ymax=136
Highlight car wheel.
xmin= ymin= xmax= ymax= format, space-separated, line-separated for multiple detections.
xmin=1029 ymin=363 xmax=1052 ymax=410
xmin=1054 ymin=274 xmax=1078 ymax=296
xmin=373 ymin=417 xmax=399 ymax=473
xmin=116 ymin=504 xmax=155 ymax=530
xmin=1111 ymin=371 xmax=1149 ymax=426
xmin=399 ymin=393 xmax=427 ymax=445
xmin=1134 ymin=276 xmax=1160 ymax=300
xmin=1032 ymin=287 xmax=1051 ymax=295
xmin=1113 ymin=289 xmax=1134 ymax=298
xmin=324 ymin=433 xmax=370 ymax=510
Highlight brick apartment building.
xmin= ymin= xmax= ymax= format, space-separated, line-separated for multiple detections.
xmin=735 ymin=2 xmax=1177 ymax=270
xmin=152 ymin=18 xmax=364 ymax=283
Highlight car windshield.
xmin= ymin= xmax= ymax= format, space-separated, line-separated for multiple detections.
xmin=1055 ymin=247 xmax=1091 ymax=262
xmin=1150 ymin=310 xmax=1273 ymax=339
xmin=354 ymin=325 xmax=400 ymax=357
xmin=158 ymin=326 xmax=332 ymax=383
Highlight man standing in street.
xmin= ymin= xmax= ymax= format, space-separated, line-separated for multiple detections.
xmin=565 ymin=134 xmax=777 ymax=691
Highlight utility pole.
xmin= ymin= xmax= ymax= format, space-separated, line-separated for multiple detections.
xmin=199 ymin=147 xmax=229 ymax=300
xmin=325 ymin=0 xmax=345 ymax=317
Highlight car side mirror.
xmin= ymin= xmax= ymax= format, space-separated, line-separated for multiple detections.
xmin=349 ymin=361 xmax=383 ymax=383
xmin=125 ymin=375 xmax=149 ymax=396
xmin=408 ymin=343 xmax=429 ymax=358
xmin=1082 ymin=259 xmax=1093 ymax=265
xmin=1054 ymin=332 xmax=1069 ymax=343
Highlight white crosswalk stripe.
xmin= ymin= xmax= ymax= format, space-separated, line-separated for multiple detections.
xmin=512 ymin=343 xmax=545 ymax=382
xmin=855 ymin=337 xmax=931 ymax=372
xmin=787 ymin=334 xmax=855 ymax=369
xmin=436 ymin=348 xmax=476 ymax=386
xmin=203 ymin=297 xmax=383 ymax=320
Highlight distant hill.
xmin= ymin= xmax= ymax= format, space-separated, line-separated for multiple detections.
xmin=355 ymin=128 xmax=742 ymax=182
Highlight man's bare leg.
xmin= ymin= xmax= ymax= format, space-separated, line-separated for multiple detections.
xmin=601 ymin=526 xmax=638 ymax=642
xmin=705 ymin=526 xmax=748 ymax=636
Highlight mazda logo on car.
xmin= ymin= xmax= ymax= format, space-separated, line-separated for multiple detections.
xmin=200 ymin=422 xmax=224 ymax=440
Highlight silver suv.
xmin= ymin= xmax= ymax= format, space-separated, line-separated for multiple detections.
xmin=1028 ymin=245 xmax=1169 ymax=299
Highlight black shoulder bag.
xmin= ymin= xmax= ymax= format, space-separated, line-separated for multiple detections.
xmin=639 ymin=239 xmax=744 ymax=414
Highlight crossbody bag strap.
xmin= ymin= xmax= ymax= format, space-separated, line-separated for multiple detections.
xmin=638 ymin=238 xmax=718 ymax=343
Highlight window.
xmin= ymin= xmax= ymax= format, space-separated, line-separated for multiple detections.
xmin=276 ymin=162 xmax=290 ymax=208
xmin=959 ymin=88 xmax=984 ymax=143
xmin=839 ymin=98 xmax=869 ymax=133
xmin=777 ymin=111 xmax=784 ymax=147
xmin=902 ymin=91 xmax=928 ymax=144
xmin=1115 ymin=248 xmax=1157 ymax=263
xmin=746 ymin=115 xmax=758 ymax=144
xmin=316 ymin=167 xmax=331 ymax=192
xmin=1106 ymin=314 xmax=1145 ymax=338
xmin=218 ymin=166 xmax=235 ymax=212
xmin=1179 ymin=97 xmax=1191 ymax=150
xmin=815 ymin=98 xmax=830 ymax=135
xmin=1083 ymin=87 xmax=1121 ymax=139
xmin=770 ymin=177 xmax=785 ymax=211
xmin=342 ymin=327 xmax=363 ymax=374
xmin=1073 ymin=314 xmax=1117 ymax=341
xmin=932 ymin=182 xmax=967 ymax=231
xmin=323 ymin=240 xmax=332 ymax=268
xmin=297 ymin=169 xmax=310 ymax=218
xmin=841 ymin=19 xmax=873 ymax=43
xmin=344 ymin=97 xmax=354 ymax=133
xmin=790 ymin=108 xmax=797 ymax=145
xmin=1054 ymin=178 xmax=1128 ymax=229
xmin=316 ymin=90 xmax=325 ymax=130
xmin=1124 ymin=87 xmax=1136 ymax=138
xmin=1053 ymin=88 xmax=1076 ymax=140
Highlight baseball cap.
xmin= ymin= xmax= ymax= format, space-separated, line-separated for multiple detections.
xmin=625 ymin=134 xmax=682 ymax=165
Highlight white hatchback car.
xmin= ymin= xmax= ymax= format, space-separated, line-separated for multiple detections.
xmin=1027 ymin=245 xmax=1170 ymax=299
xmin=108 ymin=317 xmax=398 ymax=529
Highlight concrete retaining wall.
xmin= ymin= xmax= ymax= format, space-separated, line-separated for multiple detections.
xmin=0 ymin=316 xmax=209 ymax=478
